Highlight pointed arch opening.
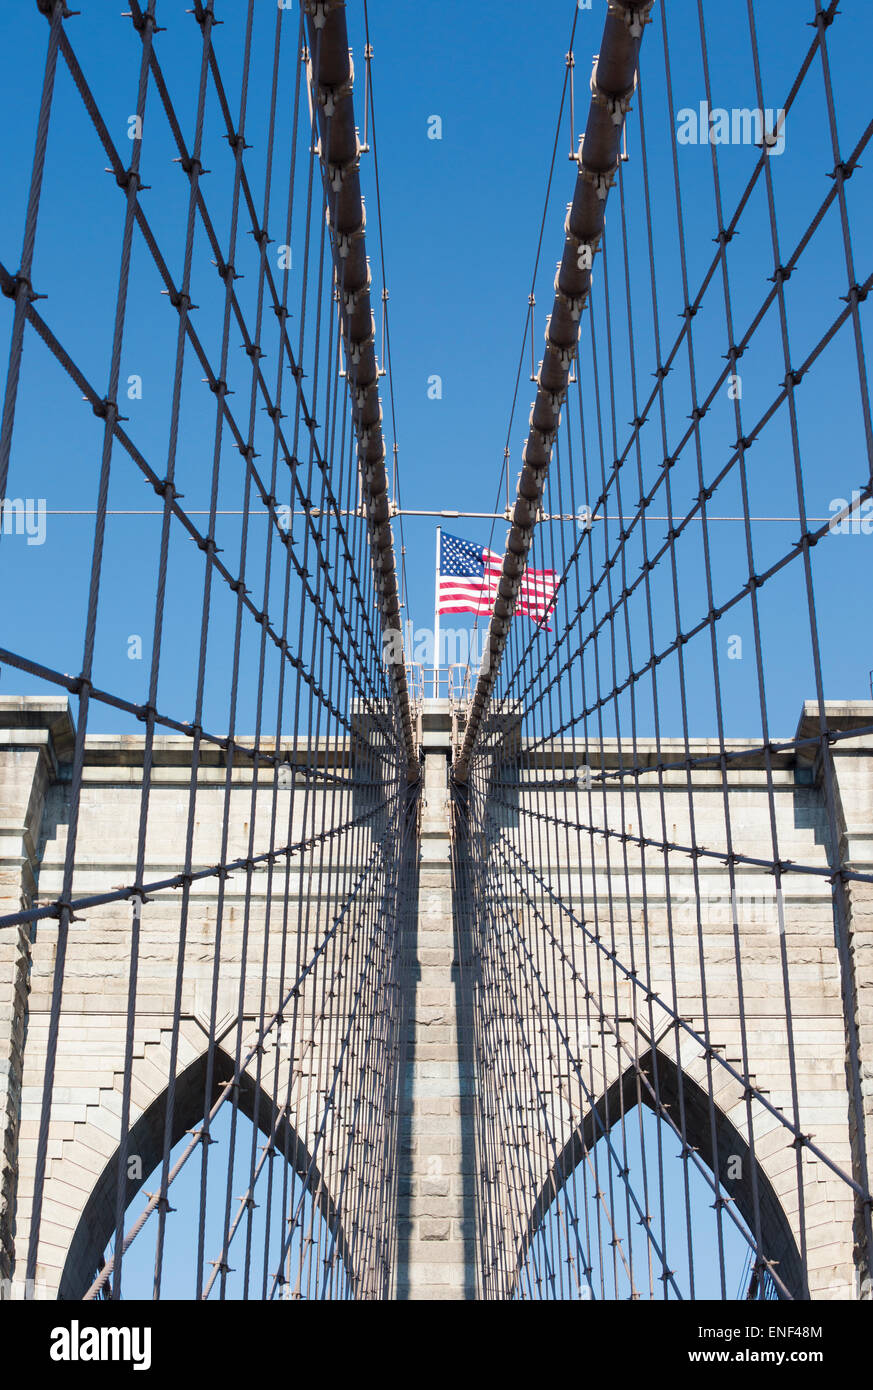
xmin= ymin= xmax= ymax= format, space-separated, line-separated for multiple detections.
xmin=60 ymin=1047 xmax=353 ymax=1300
xmin=514 ymin=1048 xmax=804 ymax=1301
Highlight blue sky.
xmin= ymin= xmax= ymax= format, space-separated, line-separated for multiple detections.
xmin=1 ymin=0 xmax=871 ymax=745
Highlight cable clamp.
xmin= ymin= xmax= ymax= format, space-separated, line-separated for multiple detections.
xmin=546 ymin=335 xmax=579 ymax=373
xmin=347 ymin=322 xmax=376 ymax=363
xmin=843 ymin=282 xmax=870 ymax=306
xmin=113 ymin=165 xmax=144 ymax=194
xmin=189 ymin=2 xmax=220 ymax=29
xmin=563 ymin=216 xmax=602 ymax=262
xmin=326 ymin=149 xmax=361 ymax=191
xmin=302 ymin=0 xmax=341 ymax=28
xmin=144 ymin=1191 xmax=175 ymax=1214
xmin=590 ymin=59 xmax=637 ymax=124
xmin=527 ymin=416 xmax=557 ymax=454
xmin=91 ymin=396 xmax=122 ymax=422
xmin=553 ymin=271 xmax=588 ymax=321
xmin=308 ymin=54 xmax=355 ymax=116
xmin=363 ymin=449 xmax=387 ymax=484
xmin=1 ymin=271 xmax=39 ymax=303
xmin=577 ymin=143 xmax=620 ymax=198
xmin=163 ymin=287 xmax=197 ymax=312
xmin=152 ymin=477 xmax=181 ymax=503
xmin=225 ymin=132 xmax=252 ymax=157
xmin=331 ymin=201 xmax=367 ymax=256
xmin=607 ymin=0 xmax=655 ymax=38
xmin=173 ymin=154 xmax=208 ymax=178
xmin=540 ymin=386 xmax=566 ymax=419
xmin=342 ymin=278 xmax=370 ymax=314
xmin=336 ymin=229 xmax=360 ymax=259
xmin=213 ymin=258 xmax=238 ymax=284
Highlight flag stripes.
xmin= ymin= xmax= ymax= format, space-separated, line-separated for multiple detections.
xmin=437 ymin=531 xmax=558 ymax=626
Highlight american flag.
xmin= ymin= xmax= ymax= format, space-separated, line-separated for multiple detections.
xmin=437 ymin=531 xmax=559 ymax=628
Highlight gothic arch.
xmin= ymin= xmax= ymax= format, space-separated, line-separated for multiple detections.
xmin=514 ymin=1046 xmax=806 ymax=1301
xmin=58 ymin=1044 xmax=352 ymax=1299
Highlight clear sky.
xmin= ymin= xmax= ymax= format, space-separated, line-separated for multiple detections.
xmin=1 ymin=0 xmax=871 ymax=744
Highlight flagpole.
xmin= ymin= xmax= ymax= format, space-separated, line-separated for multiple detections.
xmin=433 ymin=525 xmax=441 ymax=698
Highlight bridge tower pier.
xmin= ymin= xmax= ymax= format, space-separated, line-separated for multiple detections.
xmin=396 ymin=702 xmax=476 ymax=1298
xmin=0 ymin=700 xmax=72 ymax=1295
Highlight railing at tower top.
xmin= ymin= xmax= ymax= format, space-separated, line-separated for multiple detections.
xmin=409 ymin=664 xmax=473 ymax=706
xmin=408 ymin=665 xmax=472 ymax=765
